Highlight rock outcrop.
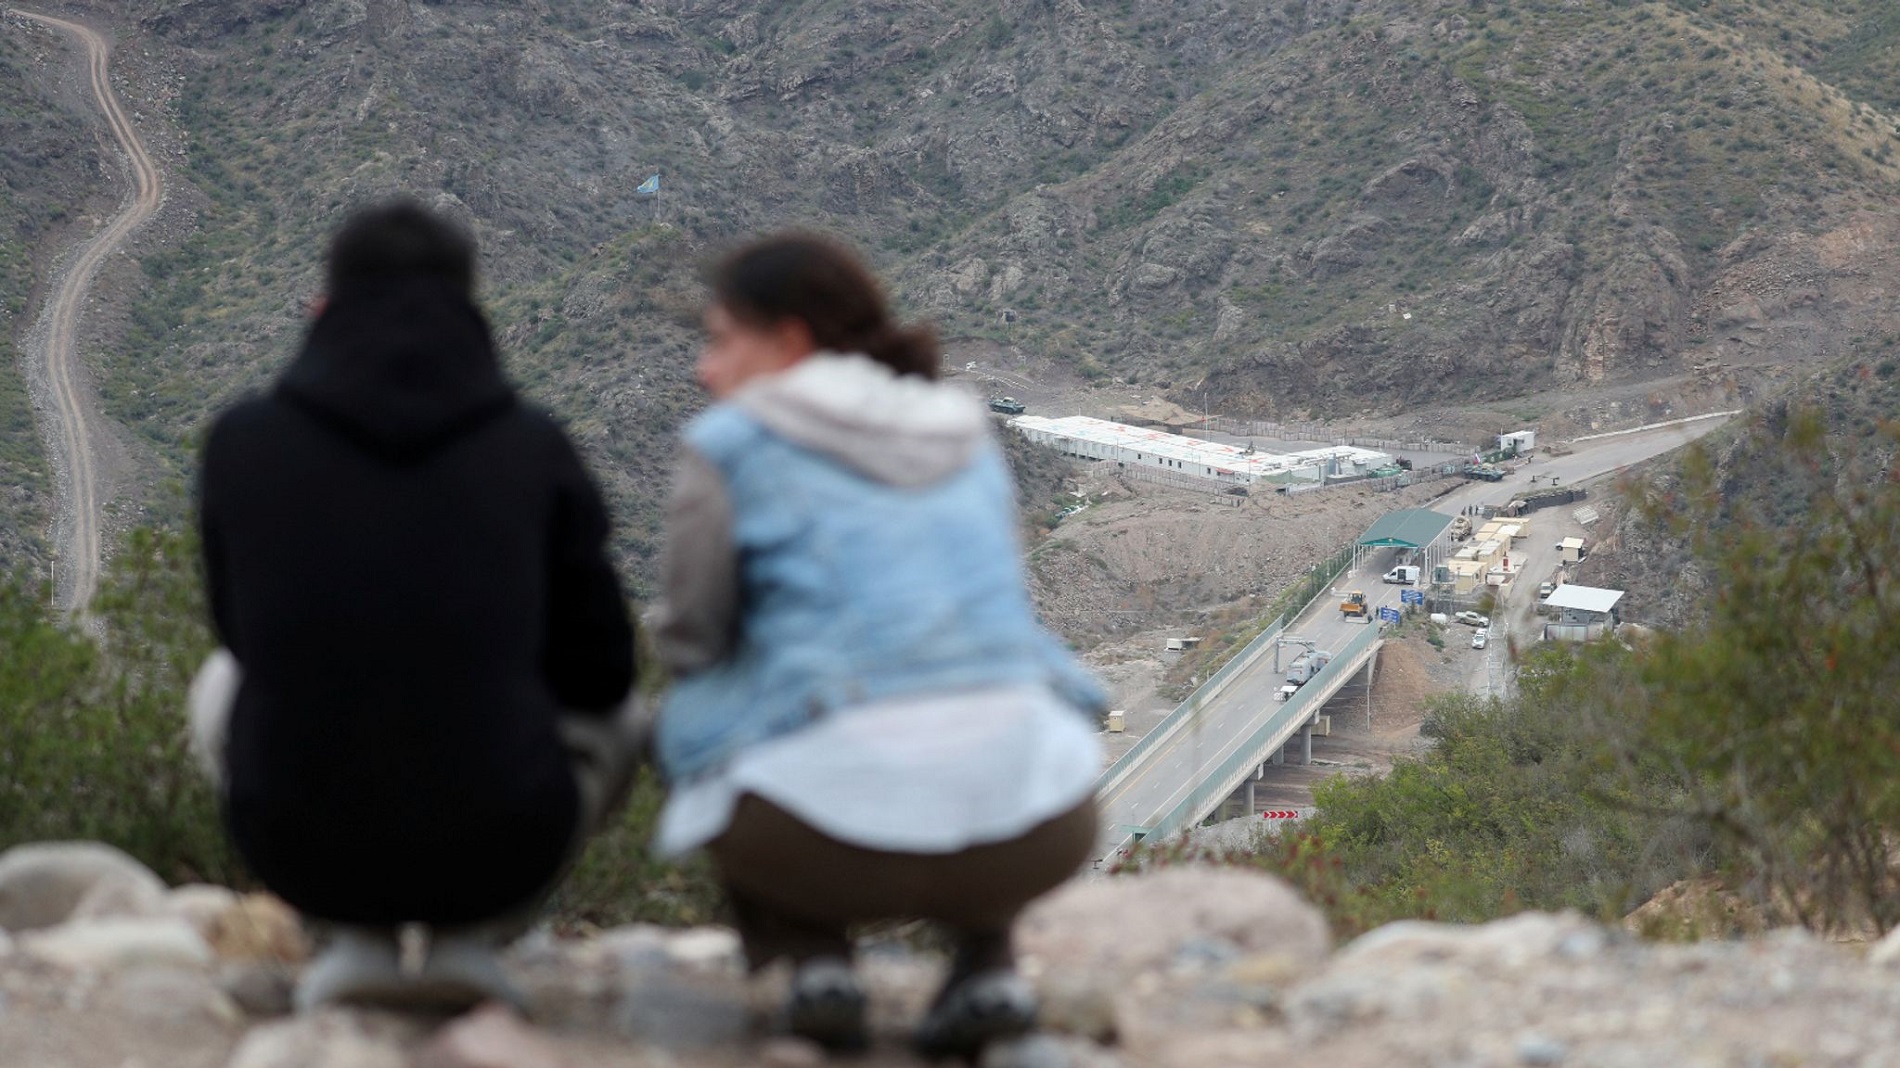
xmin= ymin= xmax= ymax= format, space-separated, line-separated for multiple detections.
xmin=5 ymin=842 xmax=1900 ymax=1066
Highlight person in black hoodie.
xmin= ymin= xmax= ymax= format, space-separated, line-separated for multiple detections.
xmin=192 ymin=200 xmax=639 ymax=1013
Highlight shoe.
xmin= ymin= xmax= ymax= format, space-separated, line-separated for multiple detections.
xmin=292 ymin=926 xmax=405 ymax=1012
xmin=912 ymin=969 xmax=1038 ymax=1062
xmin=787 ymin=957 xmax=869 ymax=1052
xmin=409 ymin=931 xmax=530 ymax=1014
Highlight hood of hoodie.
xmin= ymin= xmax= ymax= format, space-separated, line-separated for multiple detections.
xmin=276 ymin=276 xmax=516 ymax=462
xmin=731 ymin=352 xmax=989 ymax=487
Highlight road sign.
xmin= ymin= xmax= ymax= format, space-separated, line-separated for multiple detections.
xmin=1260 ymin=809 xmax=1303 ymax=820
xmin=1400 ymin=589 xmax=1425 ymax=605
xmin=1378 ymin=606 xmax=1402 ymax=624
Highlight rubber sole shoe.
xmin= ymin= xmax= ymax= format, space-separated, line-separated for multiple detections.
xmin=912 ymin=969 xmax=1038 ymax=1062
xmin=787 ymin=957 xmax=869 ymax=1053
xmin=292 ymin=927 xmax=406 ymax=1013
xmin=408 ymin=933 xmax=531 ymax=1015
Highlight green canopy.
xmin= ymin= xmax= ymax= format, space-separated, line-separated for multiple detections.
xmin=1357 ymin=508 xmax=1454 ymax=549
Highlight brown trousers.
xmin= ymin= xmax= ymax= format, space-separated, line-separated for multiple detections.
xmin=707 ymin=793 xmax=1098 ymax=971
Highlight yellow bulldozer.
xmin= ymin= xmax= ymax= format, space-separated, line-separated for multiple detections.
xmin=1340 ymin=590 xmax=1369 ymax=622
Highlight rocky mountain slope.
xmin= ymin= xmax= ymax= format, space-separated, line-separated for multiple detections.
xmin=1577 ymin=351 xmax=1899 ymax=629
xmin=4 ymin=0 xmax=1899 ymax=591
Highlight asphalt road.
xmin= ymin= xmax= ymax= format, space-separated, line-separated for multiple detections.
xmin=15 ymin=10 xmax=163 ymax=612
xmin=1094 ymin=415 xmax=1734 ymax=858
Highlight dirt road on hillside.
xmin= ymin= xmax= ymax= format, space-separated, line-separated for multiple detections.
xmin=14 ymin=10 xmax=161 ymax=611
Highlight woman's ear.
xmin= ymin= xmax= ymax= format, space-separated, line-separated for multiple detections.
xmin=772 ymin=317 xmax=818 ymax=362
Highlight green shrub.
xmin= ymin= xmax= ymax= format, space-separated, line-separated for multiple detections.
xmin=0 ymin=528 xmax=723 ymax=928
xmin=0 ymin=528 xmax=235 ymax=885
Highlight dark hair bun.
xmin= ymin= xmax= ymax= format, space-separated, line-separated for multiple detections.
xmin=711 ymin=233 xmax=940 ymax=380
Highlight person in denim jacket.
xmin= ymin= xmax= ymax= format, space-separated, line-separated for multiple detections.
xmin=654 ymin=234 xmax=1104 ymax=1059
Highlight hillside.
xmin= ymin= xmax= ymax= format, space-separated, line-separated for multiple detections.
xmin=3 ymin=0 xmax=1900 ymax=594
xmin=0 ymin=21 xmax=101 ymax=570
xmin=1578 ymin=352 xmax=1900 ymax=628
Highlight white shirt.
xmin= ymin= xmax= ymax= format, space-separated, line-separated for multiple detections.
xmin=655 ymin=683 xmax=1102 ymax=857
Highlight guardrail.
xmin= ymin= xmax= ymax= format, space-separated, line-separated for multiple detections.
xmin=1095 ymin=613 xmax=1287 ymax=796
xmin=1143 ymin=623 xmax=1384 ymax=839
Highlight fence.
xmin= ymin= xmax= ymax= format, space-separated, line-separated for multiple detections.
xmin=1113 ymin=464 xmax=1237 ymax=495
xmin=1369 ymin=466 xmax=1459 ymax=493
xmin=1270 ymin=541 xmax=1357 ymax=627
xmin=1095 ymin=613 xmax=1288 ymax=796
xmin=1145 ymin=623 xmax=1385 ymax=839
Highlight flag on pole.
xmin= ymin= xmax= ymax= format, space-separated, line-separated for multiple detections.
xmin=635 ymin=174 xmax=660 ymax=195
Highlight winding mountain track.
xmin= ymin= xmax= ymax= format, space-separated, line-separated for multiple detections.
xmin=13 ymin=10 xmax=162 ymax=611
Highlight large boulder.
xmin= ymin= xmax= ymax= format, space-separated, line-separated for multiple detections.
xmin=410 ymin=1004 xmax=568 ymax=1068
xmin=0 ymin=842 xmax=166 ymax=931
xmin=1019 ymin=867 xmax=1330 ymax=979
xmin=21 ymin=916 xmax=214 ymax=971
xmin=223 ymin=1011 xmax=416 ymax=1068
xmin=206 ymin=893 xmax=309 ymax=964
xmin=1017 ymin=868 xmax=1330 ymax=1043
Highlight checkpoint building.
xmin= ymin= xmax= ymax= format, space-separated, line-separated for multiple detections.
xmin=1543 ymin=584 xmax=1625 ymax=642
xmin=1355 ymin=508 xmax=1456 ymax=583
xmin=1006 ymin=415 xmax=1394 ymax=487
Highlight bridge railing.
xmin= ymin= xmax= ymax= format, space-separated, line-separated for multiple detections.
xmin=1094 ymin=613 xmax=1286 ymax=796
xmin=1144 ymin=623 xmax=1384 ymax=839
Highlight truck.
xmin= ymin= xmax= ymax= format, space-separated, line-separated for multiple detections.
xmin=1383 ymin=565 xmax=1420 ymax=585
xmin=1286 ymin=649 xmax=1333 ymax=686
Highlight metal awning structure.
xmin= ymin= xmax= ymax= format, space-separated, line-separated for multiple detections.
xmin=1357 ymin=509 xmax=1455 ymax=549
xmin=1352 ymin=509 xmax=1457 ymax=580
xmin=1543 ymin=585 xmax=1624 ymax=615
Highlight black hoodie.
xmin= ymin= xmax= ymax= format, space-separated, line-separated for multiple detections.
xmin=199 ymin=277 xmax=634 ymax=926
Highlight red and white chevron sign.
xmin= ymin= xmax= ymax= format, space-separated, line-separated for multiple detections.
xmin=1260 ymin=809 xmax=1303 ymax=820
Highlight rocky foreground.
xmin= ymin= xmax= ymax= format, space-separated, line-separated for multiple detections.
xmin=5 ymin=843 xmax=1900 ymax=1068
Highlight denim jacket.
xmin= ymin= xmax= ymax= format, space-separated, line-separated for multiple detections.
xmin=655 ymin=356 xmax=1105 ymax=782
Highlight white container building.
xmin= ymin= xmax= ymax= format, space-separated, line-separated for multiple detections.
xmin=1006 ymin=415 xmax=1392 ymax=486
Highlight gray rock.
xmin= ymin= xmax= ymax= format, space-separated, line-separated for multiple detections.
xmin=1019 ymin=867 xmax=1330 ymax=980
xmin=219 ymin=961 xmax=295 ymax=1017
xmin=1334 ymin=912 xmax=1602 ymax=973
xmin=981 ymin=1033 xmax=1074 ymax=1068
xmin=615 ymin=972 xmax=752 ymax=1049
xmin=757 ymin=1036 xmax=826 ymax=1067
xmin=1867 ymin=923 xmax=1900 ymax=967
xmin=1035 ymin=971 xmax=1120 ymax=1043
xmin=21 ymin=917 xmax=213 ymax=972
xmin=101 ymin=963 xmax=233 ymax=1022
xmin=410 ymin=1003 xmax=565 ymax=1068
xmin=662 ymin=927 xmax=743 ymax=973
xmin=982 ymin=1035 xmax=1125 ymax=1068
xmin=68 ymin=868 xmax=170 ymax=923
xmin=0 ymin=842 xmax=166 ymax=932
xmin=1515 ymin=1032 xmax=1568 ymax=1065
xmin=164 ymin=884 xmax=243 ymax=939
xmin=223 ymin=1011 xmax=413 ymax=1068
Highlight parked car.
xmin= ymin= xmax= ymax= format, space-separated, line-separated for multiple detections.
xmin=1537 ymin=581 xmax=1556 ymax=600
xmin=1455 ymin=611 xmax=1490 ymax=627
xmin=1471 ymin=628 xmax=1489 ymax=649
xmin=988 ymin=396 xmax=1026 ymax=414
